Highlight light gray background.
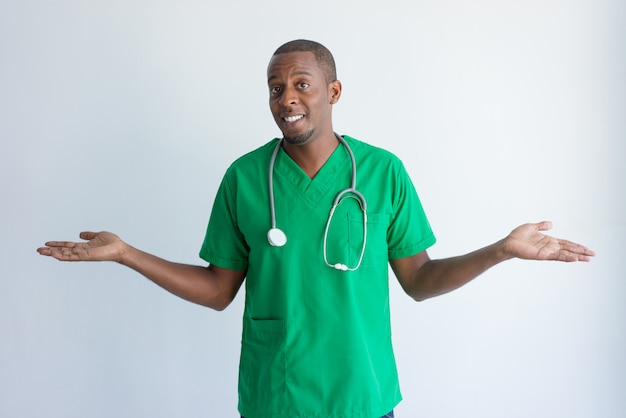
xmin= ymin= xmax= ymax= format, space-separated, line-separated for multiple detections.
xmin=1 ymin=0 xmax=624 ymax=417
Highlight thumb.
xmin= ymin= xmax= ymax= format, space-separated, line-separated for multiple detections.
xmin=535 ymin=221 xmax=553 ymax=232
xmin=79 ymin=231 xmax=98 ymax=240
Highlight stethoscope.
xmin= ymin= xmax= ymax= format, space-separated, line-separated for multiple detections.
xmin=267 ymin=134 xmax=368 ymax=271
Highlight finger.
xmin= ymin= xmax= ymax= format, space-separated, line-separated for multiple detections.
xmin=559 ymin=239 xmax=594 ymax=253
xmin=559 ymin=251 xmax=593 ymax=262
xmin=558 ymin=240 xmax=596 ymax=261
xmin=535 ymin=221 xmax=553 ymax=232
xmin=584 ymin=248 xmax=596 ymax=257
xmin=42 ymin=241 xmax=78 ymax=248
xmin=36 ymin=246 xmax=78 ymax=261
xmin=37 ymin=247 xmax=52 ymax=255
xmin=51 ymin=249 xmax=82 ymax=261
xmin=41 ymin=232 xmax=97 ymax=249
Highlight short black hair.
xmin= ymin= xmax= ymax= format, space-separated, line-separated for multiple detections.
xmin=272 ymin=39 xmax=337 ymax=83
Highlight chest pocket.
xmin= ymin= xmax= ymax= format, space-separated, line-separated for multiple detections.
xmin=357 ymin=212 xmax=390 ymax=269
xmin=325 ymin=207 xmax=390 ymax=271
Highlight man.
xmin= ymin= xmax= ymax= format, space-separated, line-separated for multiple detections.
xmin=37 ymin=40 xmax=594 ymax=418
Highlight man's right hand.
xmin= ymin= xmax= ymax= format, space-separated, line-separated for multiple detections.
xmin=37 ymin=231 xmax=126 ymax=262
xmin=38 ymin=231 xmax=246 ymax=310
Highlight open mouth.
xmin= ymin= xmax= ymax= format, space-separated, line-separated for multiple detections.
xmin=283 ymin=115 xmax=304 ymax=123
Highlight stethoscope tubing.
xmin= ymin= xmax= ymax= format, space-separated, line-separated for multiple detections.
xmin=267 ymin=134 xmax=368 ymax=271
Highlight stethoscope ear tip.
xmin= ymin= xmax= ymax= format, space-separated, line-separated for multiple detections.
xmin=333 ymin=263 xmax=349 ymax=271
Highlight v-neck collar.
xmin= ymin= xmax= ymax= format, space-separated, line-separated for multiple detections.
xmin=273 ymin=139 xmax=349 ymax=206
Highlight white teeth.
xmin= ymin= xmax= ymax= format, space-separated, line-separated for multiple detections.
xmin=283 ymin=115 xmax=303 ymax=123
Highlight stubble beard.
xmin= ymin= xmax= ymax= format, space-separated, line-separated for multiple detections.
xmin=283 ymin=128 xmax=315 ymax=145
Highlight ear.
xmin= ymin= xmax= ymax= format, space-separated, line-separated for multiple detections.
xmin=328 ymin=80 xmax=342 ymax=105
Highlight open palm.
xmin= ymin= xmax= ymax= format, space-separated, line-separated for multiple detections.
xmin=37 ymin=231 xmax=125 ymax=262
xmin=506 ymin=221 xmax=594 ymax=262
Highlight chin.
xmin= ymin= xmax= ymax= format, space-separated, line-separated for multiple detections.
xmin=283 ymin=129 xmax=315 ymax=145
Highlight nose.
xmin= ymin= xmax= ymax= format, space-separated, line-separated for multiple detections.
xmin=279 ymin=85 xmax=298 ymax=107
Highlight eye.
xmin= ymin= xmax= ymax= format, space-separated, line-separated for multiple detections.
xmin=270 ymin=86 xmax=281 ymax=95
xmin=299 ymin=82 xmax=310 ymax=89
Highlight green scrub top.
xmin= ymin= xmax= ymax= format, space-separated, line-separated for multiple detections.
xmin=200 ymin=136 xmax=436 ymax=418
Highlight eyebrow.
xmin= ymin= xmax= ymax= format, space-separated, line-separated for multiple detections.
xmin=267 ymin=70 xmax=314 ymax=83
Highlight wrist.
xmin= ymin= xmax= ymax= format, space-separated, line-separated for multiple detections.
xmin=498 ymin=237 xmax=516 ymax=261
xmin=117 ymin=241 xmax=134 ymax=265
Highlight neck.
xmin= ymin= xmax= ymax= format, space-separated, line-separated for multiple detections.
xmin=282 ymin=131 xmax=339 ymax=179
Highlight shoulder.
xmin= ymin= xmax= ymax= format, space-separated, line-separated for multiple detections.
xmin=224 ymin=138 xmax=280 ymax=177
xmin=343 ymin=135 xmax=406 ymax=171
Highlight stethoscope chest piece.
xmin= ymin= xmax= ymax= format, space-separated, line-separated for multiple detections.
xmin=267 ymin=227 xmax=287 ymax=247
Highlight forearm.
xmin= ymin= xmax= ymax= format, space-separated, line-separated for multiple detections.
xmin=119 ymin=244 xmax=243 ymax=310
xmin=405 ymin=239 xmax=512 ymax=301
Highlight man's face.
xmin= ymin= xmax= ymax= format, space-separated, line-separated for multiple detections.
xmin=267 ymin=51 xmax=340 ymax=145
